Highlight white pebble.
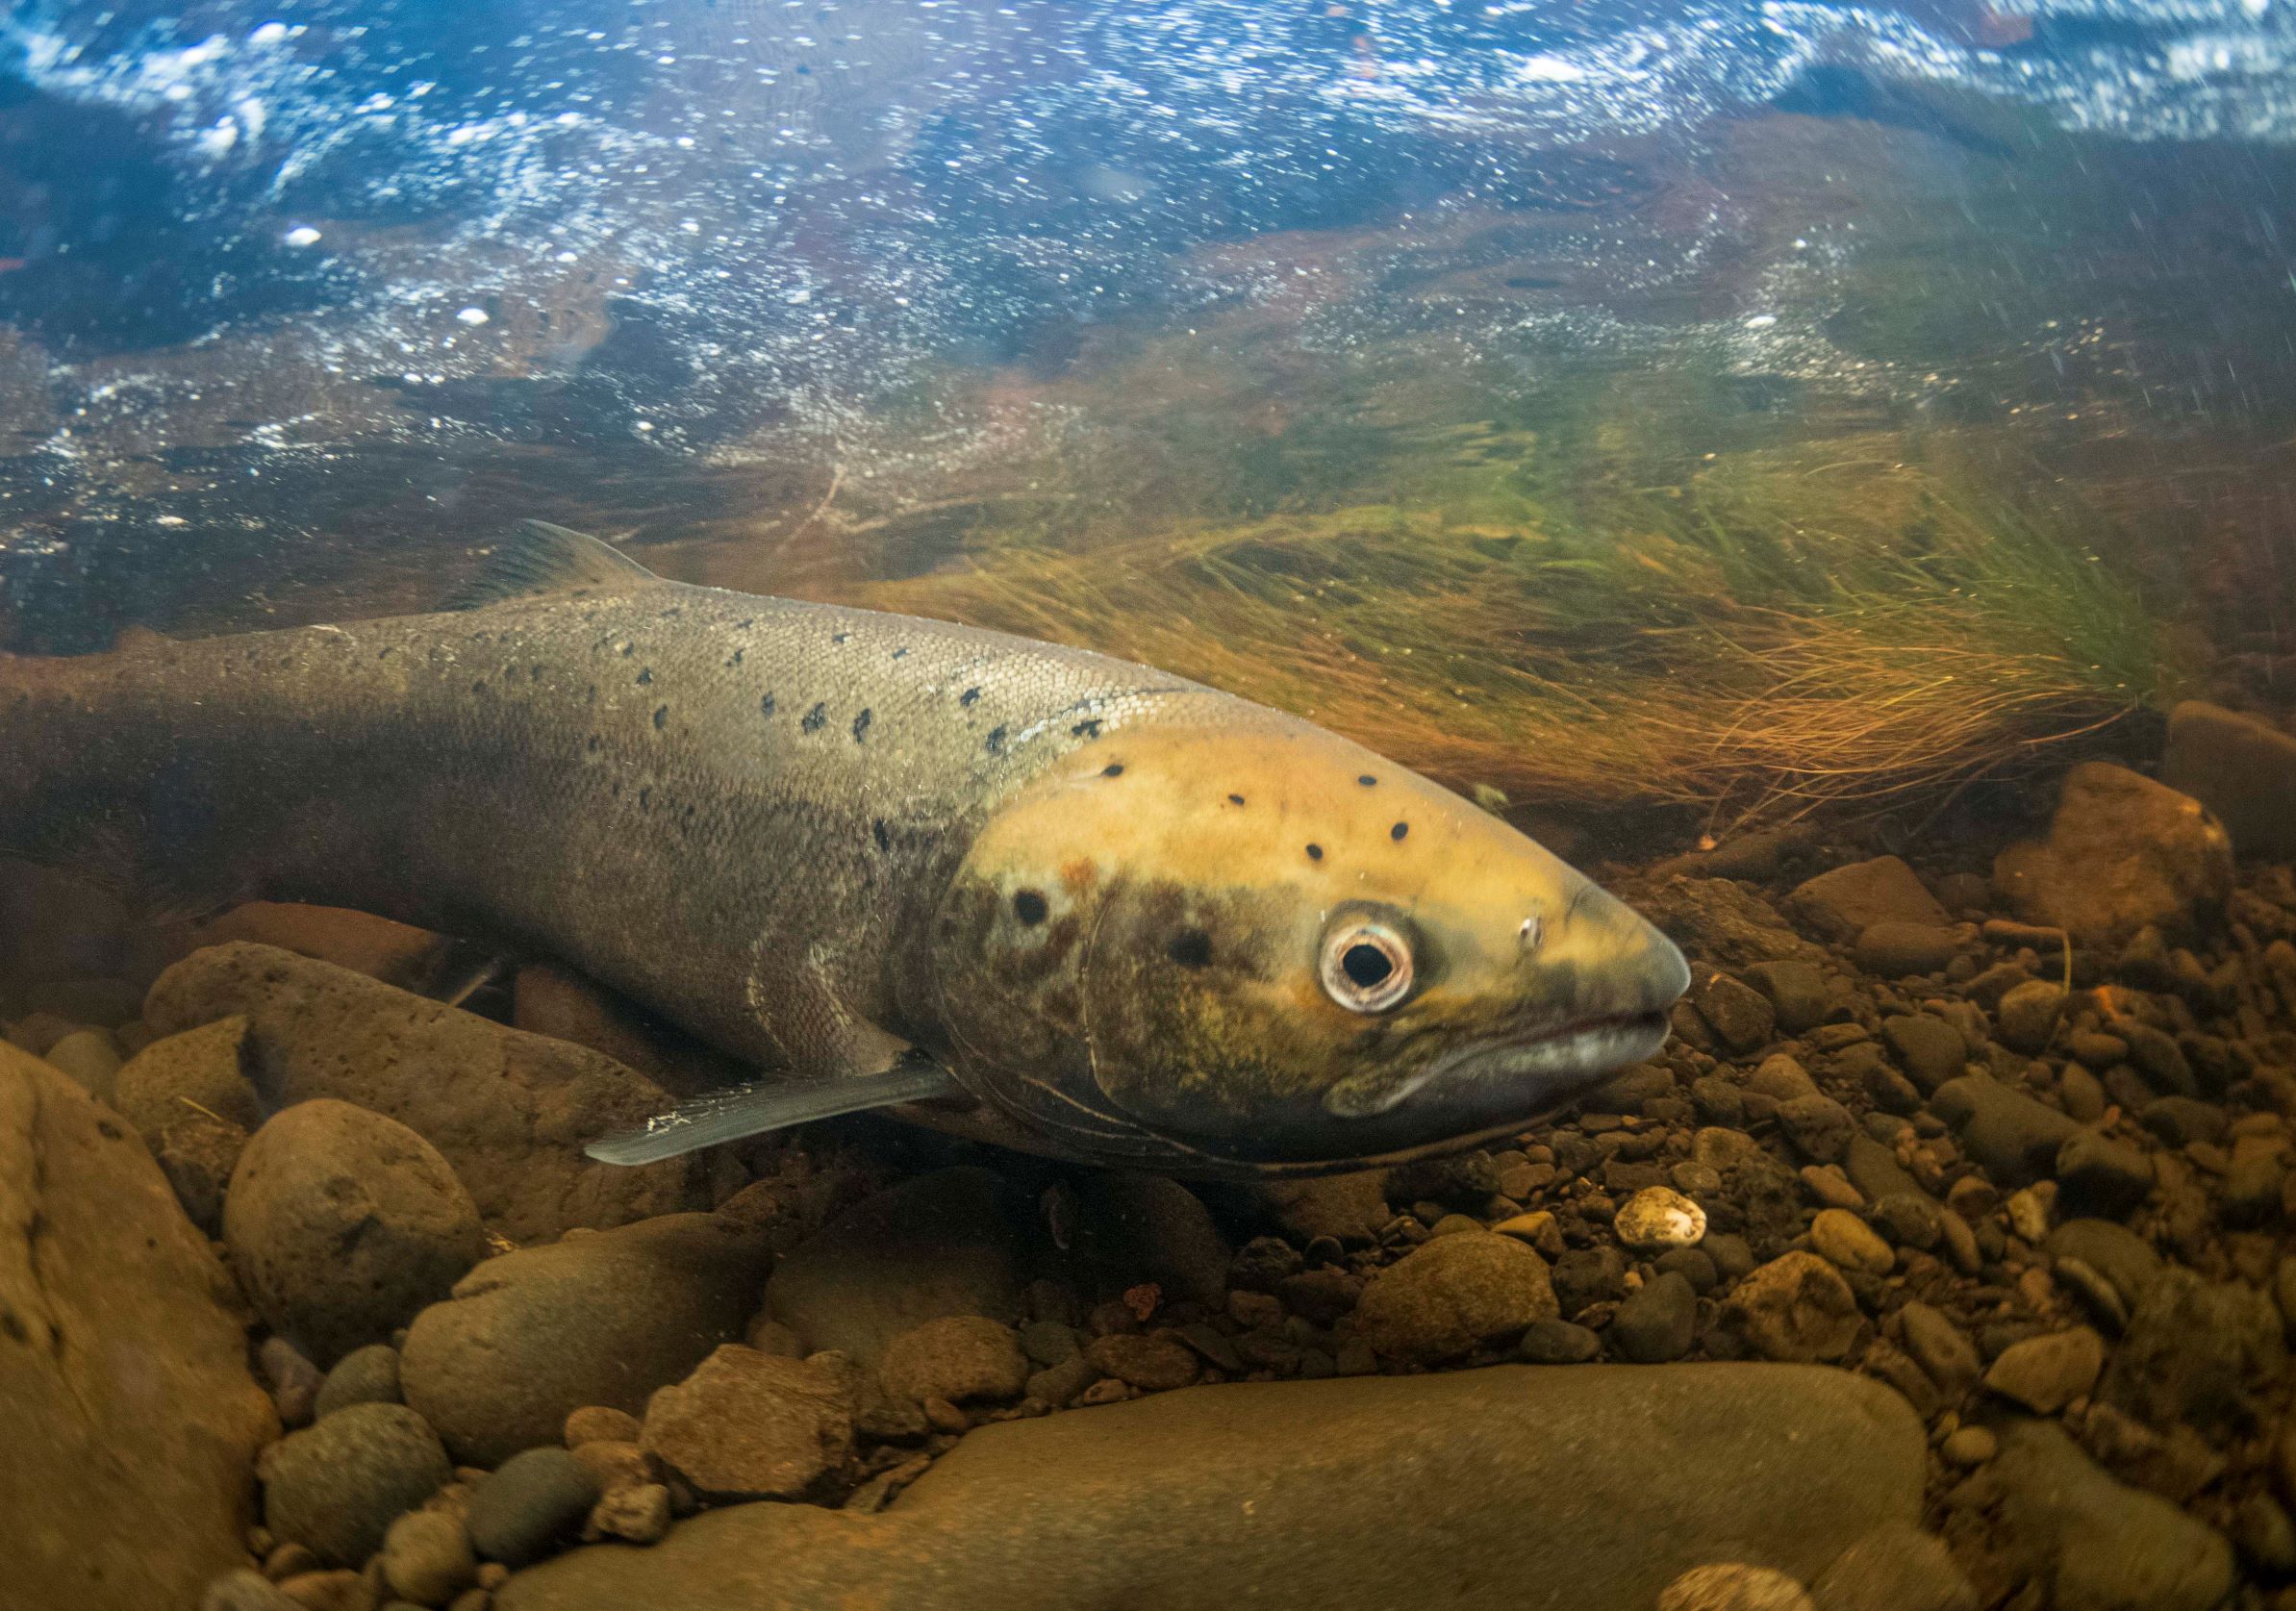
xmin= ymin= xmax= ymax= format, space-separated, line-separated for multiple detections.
xmin=1613 ymin=1186 xmax=1707 ymax=1252
xmin=283 ymin=226 xmax=321 ymax=247
xmin=456 ymin=307 xmax=490 ymax=326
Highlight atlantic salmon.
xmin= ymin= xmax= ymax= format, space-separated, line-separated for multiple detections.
xmin=0 ymin=522 xmax=1689 ymax=1175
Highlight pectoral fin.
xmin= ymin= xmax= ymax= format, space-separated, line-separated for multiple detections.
xmin=584 ymin=1058 xmax=964 ymax=1166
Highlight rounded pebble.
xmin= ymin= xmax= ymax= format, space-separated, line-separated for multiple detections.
xmin=1808 ymin=1209 xmax=1895 ymax=1276
xmin=226 ymin=1099 xmax=485 ymax=1365
xmin=381 ymin=1509 xmax=477 ymax=1606
xmin=466 ymin=1447 xmax=604 ymax=1569
xmin=261 ymin=1402 xmax=451 ymax=1568
xmin=315 ymin=1345 xmax=404 ymax=1421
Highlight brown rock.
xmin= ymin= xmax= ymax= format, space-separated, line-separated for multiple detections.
xmin=1083 ymin=1332 xmax=1203 ymax=1392
xmin=1787 ymin=858 xmax=1950 ymax=944
xmin=143 ymin=944 xmax=699 ymax=1242
xmin=224 ymin=1099 xmax=485 ymax=1366
xmin=640 ymin=1346 xmax=854 ymax=1501
xmin=495 ymin=1365 xmax=1924 ymax=1611
xmin=111 ymin=1015 xmax=264 ymax=1145
xmin=1249 ymin=1170 xmax=1390 ymax=1247
xmin=1353 ymin=1230 xmax=1557 ymax=1364
xmin=563 ymin=1406 xmax=642 ymax=1448
xmin=2161 ymin=699 xmax=2296 ymax=860
xmin=156 ymin=1111 xmax=252 ymax=1236
xmin=878 ymin=1316 xmax=1031 ymax=1404
xmin=399 ymin=1211 xmax=775 ymax=1466
xmin=1983 ymin=1327 xmax=2106 ymax=1414
xmin=1722 ymin=1252 xmax=1860 ymax=1363
xmin=1992 ymin=763 xmax=2233 ymax=949
xmin=0 ymin=1042 xmax=278 ymax=1611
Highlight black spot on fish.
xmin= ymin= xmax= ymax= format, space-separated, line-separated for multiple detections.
xmin=1014 ymin=890 xmax=1048 ymax=925
xmin=726 ymin=648 xmax=744 ymax=667
xmin=377 ymin=646 xmax=394 ymax=660
xmin=1392 ymin=821 xmax=1408 ymax=841
xmin=531 ymin=665 xmax=544 ymax=682
xmin=1072 ymin=717 xmax=1102 ymax=740
xmin=1306 ymin=843 xmax=1324 ymax=861
xmin=960 ymin=687 xmax=982 ymax=707
xmin=1102 ymin=764 xmax=1124 ymax=777
xmin=660 ymin=606 xmax=683 ymax=618
xmin=1167 ymin=929 xmax=1214 ymax=969
xmin=893 ymin=646 xmax=909 ymax=659
xmin=1358 ymin=774 xmax=1376 ymax=787
xmin=638 ymin=786 xmax=652 ymax=809
xmin=873 ymin=818 xmax=892 ymax=853
xmin=852 ymin=709 xmax=872 ymax=743
xmin=802 ymin=703 xmax=827 ymax=734
xmin=737 ymin=617 xmax=754 ymax=629
xmin=985 ymin=725 xmax=1007 ymax=755
xmin=761 ymin=692 xmax=776 ymax=717
xmin=832 ymin=631 xmax=850 ymax=645
xmin=469 ymin=680 xmax=487 ymax=694
xmin=618 ymin=642 xmax=635 ymax=657
xmin=1227 ymin=793 xmax=1245 ymax=806
xmin=654 ymin=706 xmax=669 ymax=731
xmin=637 ymin=667 xmax=653 ymax=685
xmin=587 ymin=735 xmax=601 ymax=753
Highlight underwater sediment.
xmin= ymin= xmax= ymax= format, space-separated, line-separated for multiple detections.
xmin=6 ymin=699 xmax=2295 ymax=1611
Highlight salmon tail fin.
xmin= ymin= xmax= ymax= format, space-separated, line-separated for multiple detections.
xmin=445 ymin=520 xmax=665 ymax=612
xmin=584 ymin=1059 xmax=962 ymax=1166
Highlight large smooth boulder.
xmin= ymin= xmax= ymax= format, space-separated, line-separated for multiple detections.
xmin=497 ymin=1364 xmax=1925 ymax=1611
xmin=762 ymin=1166 xmax=1031 ymax=1367
xmin=400 ymin=1211 xmax=775 ymax=1466
xmin=1992 ymin=764 xmax=2233 ymax=949
xmin=0 ymin=1043 xmax=278 ymax=1611
xmin=142 ymin=944 xmax=700 ymax=1240
xmin=2161 ymin=699 xmax=2296 ymax=859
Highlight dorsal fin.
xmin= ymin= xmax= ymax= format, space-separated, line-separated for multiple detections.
xmin=447 ymin=520 xmax=664 ymax=611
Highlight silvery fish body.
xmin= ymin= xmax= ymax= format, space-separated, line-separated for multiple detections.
xmin=0 ymin=524 xmax=1688 ymax=1174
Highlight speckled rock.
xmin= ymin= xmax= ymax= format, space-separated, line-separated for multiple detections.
xmin=110 ymin=1015 xmax=263 ymax=1145
xmin=1353 ymin=1230 xmax=1558 ymax=1364
xmin=2100 ymin=1268 xmax=2285 ymax=1434
xmin=496 ymin=1365 xmax=1924 ymax=1611
xmin=1659 ymin=1563 xmax=1813 ymax=1610
xmin=261 ymin=1402 xmax=451 ymax=1567
xmin=467 ymin=1448 xmax=605 ymax=1569
xmin=1249 ymin=1170 xmax=1391 ymax=1248
xmin=315 ymin=1344 xmax=403 ymax=1420
xmin=761 ymin=1167 xmax=1029 ymax=1367
xmin=878 ymin=1315 xmax=1031 ymax=1404
xmin=0 ymin=1042 xmax=279 ymax=1611
xmin=1084 ymin=1331 xmax=1204 ymax=1391
xmin=564 ymin=1406 xmax=643 ymax=1448
xmin=1992 ymin=763 xmax=2233 ymax=949
xmin=144 ymin=944 xmax=699 ymax=1241
xmin=640 ymin=1345 xmax=854 ymax=1502
xmin=154 ymin=1111 xmax=251 ymax=1235
xmin=1615 ymin=1187 xmax=1708 ymax=1251
xmin=224 ymin=1098 xmax=485 ymax=1366
xmin=1722 ymin=1252 xmax=1860 ymax=1364
xmin=399 ymin=1211 xmax=775 ymax=1466
xmin=381 ymin=1509 xmax=477 ymax=1605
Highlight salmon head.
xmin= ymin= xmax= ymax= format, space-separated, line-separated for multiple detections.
xmin=924 ymin=714 xmax=1691 ymax=1175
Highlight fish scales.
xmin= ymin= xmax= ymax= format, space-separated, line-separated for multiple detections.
xmin=3 ymin=583 xmax=1236 ymax=1069
xmin=0 ymin=526 xmax=1690 ymax=1175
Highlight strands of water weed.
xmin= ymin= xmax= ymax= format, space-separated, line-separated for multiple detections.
xmin=847 ymin=447 xmax=2178 ymax=829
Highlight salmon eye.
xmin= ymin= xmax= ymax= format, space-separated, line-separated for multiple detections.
xmin=1320 ymin=920 xmax=1414 ymax=1013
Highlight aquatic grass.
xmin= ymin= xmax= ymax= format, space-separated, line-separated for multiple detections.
xmin=848 ymin=441 xmax=2180 ymax=829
